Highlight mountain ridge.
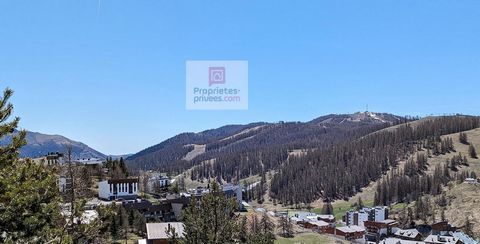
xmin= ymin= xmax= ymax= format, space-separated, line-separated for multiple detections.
xmin=0 ymin=130 xmax=106 ymax=159
xmin=126 ymin=112 xmax=407 ymax=172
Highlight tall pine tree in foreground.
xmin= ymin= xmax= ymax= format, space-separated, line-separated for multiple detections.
xmin=182 ymin=182 xmax=239 ymax=244
xmin=0 ymin=88 xmax=64 ymax=243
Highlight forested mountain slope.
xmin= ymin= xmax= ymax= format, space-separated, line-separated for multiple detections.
xmin=270 ymin=116 xmax=480 ymax=205
xmin=127 ymin=112 xmax=407 ymax=178
xmin=385 ymin=127 xmax=480 ymax=236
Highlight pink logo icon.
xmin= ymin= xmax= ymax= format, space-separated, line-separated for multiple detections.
xmin=209 ymin=67 xmax=226 ymax=86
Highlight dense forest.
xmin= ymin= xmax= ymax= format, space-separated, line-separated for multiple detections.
xmin=126 ymin=123 xmax=266 ymax=170
xmin=189 ymin=122 xmax=391 ymax=182
xmin=128 ymin=113 xmax=410 ymax=182
xmin=270 ymin=116 xmax=480 ymax=205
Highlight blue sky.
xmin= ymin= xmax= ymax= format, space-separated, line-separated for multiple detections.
xmin=0 ymin=0 xmax=479 ymax=155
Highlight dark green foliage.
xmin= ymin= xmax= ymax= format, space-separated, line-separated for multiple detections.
xmin=238 ymin=215 xmax=248 ymax=243
xmin=0 ymin=88 xmax=65 ymax=243
xmin=459 ymin=132 xmax=468 ymax=144
xmin=279 ymin=214 xmax=293 ymax=238
xmin=322 ymin=202 xmax=334 ymax=215
xmin=182 ymin=182 xmax=239 ymax=244
xmin=469 ymin=144 xmax=477 ymax=158
xmin=166 ymin=224 xmax=181 ymax=244
xmin=105 ymin=157 xmax=129 ymax=178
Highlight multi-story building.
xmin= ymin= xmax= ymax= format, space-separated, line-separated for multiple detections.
xmin=46 ymin=152 xmax=65 ymax=166
xmin=98 ymin=178 xmax=139 ymax=200
xmin=222 ymin=184 xmax=243 ymax=206
xmin=344 ymin=206 xmax=389 ymax=227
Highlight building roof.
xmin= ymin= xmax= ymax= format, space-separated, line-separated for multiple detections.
xmin=74 ymin=158 xmax=103 ymax=165
xmin=317 ymin=214 xmax=335 ymax=220
xmin=394 ymin=229 xmax=421 ymax=238
xmin=290 ymin=217 xmax=302 ymax=222
xmin=365 ymin=219 xmax=398 ymax=228
xmin=380 ymin=237 xmax=425 ymax=244
xmin=451 ymin=232 xmax=478 ymax=244
xmin=146 ymin=222 xmax=185 ymax=240
xmin=308 ymin=220 xmax=330 ymax=227
xmin=424 ymin=235 xmax=461 ymax=244
xmin=337 ymin=225 xmax=365 ymax=233
xmin=379 ymin=219 xmax=398 ymax=224
xmin=106 ymin=178 xmax=138 ymax=184
xmin=431 ymin=221 xmax=457 ymax=232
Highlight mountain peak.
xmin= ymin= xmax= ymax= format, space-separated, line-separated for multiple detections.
xmin=309 ymin=112 xmax=403 ymax=126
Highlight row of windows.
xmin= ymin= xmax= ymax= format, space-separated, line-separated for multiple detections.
xmin=109 ymin=183 xmax=138 ymax=193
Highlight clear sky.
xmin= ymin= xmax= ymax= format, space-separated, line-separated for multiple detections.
xmin=0 ymin=0 xmax=479 ymax=155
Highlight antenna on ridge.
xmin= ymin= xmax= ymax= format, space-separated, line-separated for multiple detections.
xmin=366 ymin=104 xmax=369 ymax=112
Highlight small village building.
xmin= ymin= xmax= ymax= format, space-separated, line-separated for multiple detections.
xmin=303 ymin=220 xmax=330 ymax=233
xmin=364 ymin=219 xmax=399 ymax=242
xmin=74 ymin=158 xmax=103 ymax=166
xmin=290 ymin=217 xmax=302 ymax=224
xmin=335 ymin=225 xmax=365 ymax=240
xmin=294 ymin=212 xmax=335 ymax=223
xmin=98 ymin=178 xmax=139 ymax=200
xmin=431 ymin=221 xmax=457 ymax=236
xmin=380 ymin=237 xmax=426 ymax=244
xmin=424 ymin=234 xmax=462 ymax=244
xmin=46 ymin=152 xmax=65 ymax=165
xmin=317 ymin=214 xmax=335 ymax=223
xmin=452 ymin=232 xmax=478 ymax=244
xmin=144 ymin=222 xmax=185 ymax=244
xmin=463 ymin=178 xmax=478 ymax=184
xmin=147 ymin=173 xmax=171 ymax=192
xmin=394 ymin=228 xmax=423 ymax=241
xmin=222 ymin=184 xmax=243 ymax=206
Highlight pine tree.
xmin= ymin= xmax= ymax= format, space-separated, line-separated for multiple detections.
xmin=279 ymin=214 xmax=293 ymax=238
xmin=166 ymin=224 xmax=181 ymax=244
xmin=110 ymin=212 xmax=119 ymax=238
xmin=321 ymin=201 xmax=334 ymax=215
xmin=459 ymin=132 xmax=468 ymax=144
xmin=356 ymin=197 xmax=364 ymax=210
xmin=133 ymin=210 xmax=146 ymax=236
xmin=0 ymin=88 xmax=64 ymax=243
xmin=464 ymin=216 xmax=474 ymax=238
xmin=182 ymin=182 xmax=239 ymax=243
xmin=469 ymin=144 xmax=477 ymax=159
xmin=260 ymin=213 xmax=275 ymax=243
xmin=238 ymin=215 xmax=248 ymax=243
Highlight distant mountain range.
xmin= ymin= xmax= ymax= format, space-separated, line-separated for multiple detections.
xmin=3 ymin=112 xmax=408 ymax=163
xmin=126 ymin=112 xmax=408 ymax=171
xmin=0 ymin=130 xmax=106 ymax=159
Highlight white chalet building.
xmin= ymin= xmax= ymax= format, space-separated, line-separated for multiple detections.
xmin=98 ymin=178 xmax=139 ymax=200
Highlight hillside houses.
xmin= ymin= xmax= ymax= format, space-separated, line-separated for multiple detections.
xmin=146 ymin=172 xmax=171 ymax=193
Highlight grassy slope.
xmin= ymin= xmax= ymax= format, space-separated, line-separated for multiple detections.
xmin=435 ymin=128 xmax=480 ymax=235
xmin=275 ymin=233 xmax=346 ymax=244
